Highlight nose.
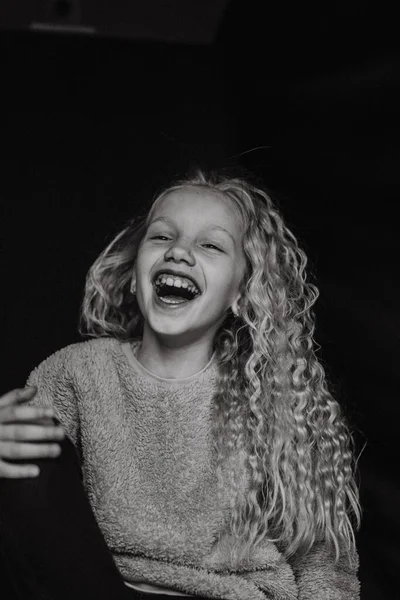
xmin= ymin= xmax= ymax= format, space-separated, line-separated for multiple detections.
xmin=164 ymin=239 xmax=195 ymax=266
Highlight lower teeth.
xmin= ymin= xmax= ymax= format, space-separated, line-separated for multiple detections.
xmin=160 ymin=296 xmax=188 ymax=305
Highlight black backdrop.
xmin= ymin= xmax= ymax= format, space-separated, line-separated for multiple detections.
xmin=1 ymin=2 xmax=399 ymax=598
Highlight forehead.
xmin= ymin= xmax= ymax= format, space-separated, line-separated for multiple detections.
xmin=151 ymin=186 xmax=242 ymax=228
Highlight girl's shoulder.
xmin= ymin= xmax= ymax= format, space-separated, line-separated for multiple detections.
xmin=30 ymin=337 xmax=123 ymax=375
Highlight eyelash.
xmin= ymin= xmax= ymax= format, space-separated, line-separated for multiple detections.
xmin=202 ymin=243 xmax=221 ymax=251
xmin=150 ymin=236 xmax=222 ymax=252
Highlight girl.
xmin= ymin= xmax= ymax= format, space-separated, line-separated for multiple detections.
xmin=0 ymin=169 xmax=361 ymax=600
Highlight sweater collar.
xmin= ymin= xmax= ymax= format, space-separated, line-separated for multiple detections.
xmin=120 ymin=339 xmax=217 ymax=384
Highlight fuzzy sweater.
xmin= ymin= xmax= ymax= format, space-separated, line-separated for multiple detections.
xmin=26 ymin=337 xmax=360 ymax=600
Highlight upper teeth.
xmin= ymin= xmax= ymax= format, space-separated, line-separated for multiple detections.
xmin=154 ymin=274 xmax=200 ymax=295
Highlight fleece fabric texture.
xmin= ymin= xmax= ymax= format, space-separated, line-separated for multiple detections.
xmin=26 ymin=337 xmax=360 ymax=600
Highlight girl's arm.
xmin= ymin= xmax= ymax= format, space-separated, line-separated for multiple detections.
xmin=0 ymin=347 xmax=133 ymax=599
xmin=240 ymin=542 xmax=360 ymax=600
xmin=25 ymin=346 xmax=80 ymax=447
xmin=287 ymin=542 xmax=360 ymax=600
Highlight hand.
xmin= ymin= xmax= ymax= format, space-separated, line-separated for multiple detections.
xmin=0 ymin=386 xmax=65 ymax=478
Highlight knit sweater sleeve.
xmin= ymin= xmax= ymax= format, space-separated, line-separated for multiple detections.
xmin=26 ymin=346 xmax=80 ymax=448
xmin=286 ymin=541 xmax=360 ymax=600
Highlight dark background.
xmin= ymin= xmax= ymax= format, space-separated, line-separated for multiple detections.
xmin=1 ymin=1 xmax=399 ymax=598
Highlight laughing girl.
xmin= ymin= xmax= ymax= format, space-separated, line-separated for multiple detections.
xmin=0 ymin=169 xmax=361 ymax=600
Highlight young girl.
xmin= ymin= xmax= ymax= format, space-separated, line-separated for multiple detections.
xmin=0 ymin=169 xmax=361 ymax=600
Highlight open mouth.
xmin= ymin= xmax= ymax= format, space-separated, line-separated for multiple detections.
xmin=153 ymin=273 xmax=201 ymax=306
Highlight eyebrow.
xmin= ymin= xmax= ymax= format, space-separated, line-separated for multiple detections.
xmin=148 ymin=218 xmax=236 ymax=244
xmin=208 ymin=225 xmax=236 ymax=244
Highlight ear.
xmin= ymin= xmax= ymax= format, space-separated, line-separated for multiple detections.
xmin=230 ymin=295 xmax=241 ymax=317
xmin=130 ymin=273 xmax=136 ymax=295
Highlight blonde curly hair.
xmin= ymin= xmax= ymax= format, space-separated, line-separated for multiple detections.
xmin=79 ymin=168 xmax=361 ymax=567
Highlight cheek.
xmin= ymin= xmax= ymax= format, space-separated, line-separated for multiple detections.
xmin=135 ymin=248 xmax=155 ymax=281
xmin=134 ymin=264 xmax=150 ymax=304
xmin=212 ymin=275 xmax=237 ymax=304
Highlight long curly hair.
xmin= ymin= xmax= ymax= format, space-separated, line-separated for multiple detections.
xmin=79 ymin=168 xmax=361 ymax=567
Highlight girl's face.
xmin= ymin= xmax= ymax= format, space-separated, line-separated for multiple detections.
xmin=134 ymin=186 xmax=246 ymax=347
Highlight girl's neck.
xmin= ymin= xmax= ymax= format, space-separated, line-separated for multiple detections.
xmin=136 ymin=329 xmax=214 ymax=379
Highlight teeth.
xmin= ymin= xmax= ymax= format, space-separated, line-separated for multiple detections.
xmin=154 ymin=274 xmax=200 ymax=295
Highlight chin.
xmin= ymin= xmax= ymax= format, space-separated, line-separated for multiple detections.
xmin=147 ymin=314 xmax=194 ymax=338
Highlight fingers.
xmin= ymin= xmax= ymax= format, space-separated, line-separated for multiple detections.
xmin=0 ymin=403 xmax=55 ymax=424
xmin=0 ymin=386 xmax=37 ymax=408
xmin=0 ymin=386 xmax=66 ymax=479
xmin=0 ymin=422 xmax=65 ymax=441
xmin=0 ymin=440 xmax=61 ymax=460
xmin=0 ymin=388 xmax=58 ymax=427
xmin=0 ymin=386 xmax=65 ymax=480
xmin=0 ymin=460 xmax=40 ymax=478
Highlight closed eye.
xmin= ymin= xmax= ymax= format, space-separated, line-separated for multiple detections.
xmin=202 ymin=244 xmax=222 ymax=251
